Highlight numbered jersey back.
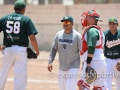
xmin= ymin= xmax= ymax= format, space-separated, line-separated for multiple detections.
xmin=0 ymin=12 xmax=30 ymax=47
xmin=6 ymin=21 xmax=20 ymax=34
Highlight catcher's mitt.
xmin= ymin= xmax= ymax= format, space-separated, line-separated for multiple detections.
xmin=85 ymin=66 xmax=97 ymax=84
xmin=27 ymin=47 xmax=37 ymax=59
xmin=116 ymin=62 xmax=120 ymax=71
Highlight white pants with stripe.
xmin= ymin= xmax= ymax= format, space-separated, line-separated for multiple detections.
xmin=58 ymin=68 xmax=79 ymax=90
xmin=105 ymin=58 xmax=120 ymax=90
xmin=0 ymin=46 xmax=28 ymax=90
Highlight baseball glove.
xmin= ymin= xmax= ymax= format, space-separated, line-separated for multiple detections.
xmin=27 ymin=47 xmax=37 ymax=59
xmin=85 ymin=66 xmax=97 ymax=84
xmin=116 ymin=62 xmax=120 ymax=71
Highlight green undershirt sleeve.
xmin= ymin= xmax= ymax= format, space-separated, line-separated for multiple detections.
xmin=88 ymin=46 xmax=95 ymax=54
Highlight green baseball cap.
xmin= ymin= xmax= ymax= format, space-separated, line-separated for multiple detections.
xmin=14 ymin=0 xmax=26 ymax=8
xmin=61 ymin=16 xmax=74 ymax=22
xmin=109 ymin=17 xmax=118 ymax=23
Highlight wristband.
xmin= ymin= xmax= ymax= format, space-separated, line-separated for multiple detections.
xmin=86 ymin=57 xmax=92 ymax=64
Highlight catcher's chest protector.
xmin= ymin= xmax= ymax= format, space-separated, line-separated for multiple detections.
xmin=80 ymin=25 xmax=102 ymax=55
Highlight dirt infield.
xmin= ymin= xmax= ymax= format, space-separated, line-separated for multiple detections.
xmin=0 ymin=51 xmax=116 ymax=90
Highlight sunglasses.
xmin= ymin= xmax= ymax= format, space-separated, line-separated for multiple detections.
xmin=62 ymin=21 xmax=71 ymax=25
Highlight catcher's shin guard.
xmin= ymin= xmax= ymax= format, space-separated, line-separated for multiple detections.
xmin=93 ymin=86 xmax=108 ymax=90
xmin=77 ymin=79 xmax=90 ymax=90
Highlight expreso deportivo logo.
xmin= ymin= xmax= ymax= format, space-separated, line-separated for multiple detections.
xmin=48 ymin=72 xmax=120 ymax=78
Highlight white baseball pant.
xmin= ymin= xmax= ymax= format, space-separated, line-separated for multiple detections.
xmin=105 ymin=58 xmax=120 ymax=90
xmin=58 ymin=68 xmax=79 ymax=90
xmin=0 ymin=45 xmax=28 ymax=90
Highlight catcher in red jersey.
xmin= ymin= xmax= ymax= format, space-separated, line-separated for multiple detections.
xmin=77 ymin=9 xmax=108 ymax=90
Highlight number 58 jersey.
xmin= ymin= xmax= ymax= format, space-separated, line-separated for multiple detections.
xmin=0 ymin=12 xmax=38 ymax=47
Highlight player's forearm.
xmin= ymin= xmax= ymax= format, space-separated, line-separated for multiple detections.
xmin=48 ymin=48 xmax=57 ymax=64
xmin=29 ymin=35 xmax=39 ymax=55
xmin=31 ymin=39 xmax=39 ymax=53
xmin=87 ymin=46 xmax=95 ymax=64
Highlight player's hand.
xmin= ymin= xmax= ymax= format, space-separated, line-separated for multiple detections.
xmin=0 ymin=46 xmax=5 ymax=54
xmin=0 ymin=46 xmax=5 ymax=51
xmin=36 ymin=51 xmax=40 ymax=56
xmin=0 ymin=46 xmax=2 ymax=51
xmin=48 ymin=64 xmax=52 ymax=72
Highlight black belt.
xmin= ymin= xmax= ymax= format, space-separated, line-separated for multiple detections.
xmin=106 ymin=57 xmax=119 ymax=59
xmin=6 ymin=45 xmax=27 ymax=48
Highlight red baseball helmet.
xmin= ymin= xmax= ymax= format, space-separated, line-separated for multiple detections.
xmin=81 ymin=9 xmax=102 ymax=28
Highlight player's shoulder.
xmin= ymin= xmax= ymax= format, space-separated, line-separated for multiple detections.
xmin=18 ymin=15 xmax=31 ymax=23
xmin=103 ymin=30 xmax=109 ymax=35
xmin=56 ymin=30 xmax=64 ymax=36
xmin=0 ymin=13 xmax=12 ymax=20
xmin=117 ymin=30 xmax=120 ymax=37
xmin=73 ymin=29 xmax=79 ymax=34
xmin=89 ymin=27 xmax=98 ymax=31
xmin=22 ymin=15 xmax=31 ymax=20
xmin=73 ymin=29 xmax=81 ymax=37
xmin=117 ymin=29 xmax=120 ymax=33
xmin=87 ymin=27 xmax=99 ymax=34
xmin=53 ymin=30 xmax=64 ymax=39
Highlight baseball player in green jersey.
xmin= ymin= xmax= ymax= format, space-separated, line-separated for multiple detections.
xmin=0 ymin=0 xmax=39 ymax=90
xmin=77 ymin=9 xmax=108 ymax=90
xmin=47 ymin=16 xmax=82 ymax=90
xmin=104 ymin=17 xmax=120 ymax=90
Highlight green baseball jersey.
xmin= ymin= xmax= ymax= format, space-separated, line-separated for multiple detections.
xmin=104 ymin=30 xmax=120 ymax=59
xmin=0 ymin=12 xmax=38 ymax=47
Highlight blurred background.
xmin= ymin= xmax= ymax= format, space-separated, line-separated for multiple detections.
xmin=0 ymin=0 xmax=120 ymax=51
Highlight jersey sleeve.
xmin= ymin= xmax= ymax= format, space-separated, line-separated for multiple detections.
xmin=48 ymin=33 xmax=58 ymax=64
xmin=26 ymin=19 xmax=38 ymax=35
xmin=52 ymin=33 xmax=58 ymax=50
xmin=48 ymin=48 xmax=57 ymax=64
xmin=87 ymin=28 xmax=99 ymax=47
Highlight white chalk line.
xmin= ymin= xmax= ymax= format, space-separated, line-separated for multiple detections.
xmin=7 ymin=78 xmax=57 ymax=83
xmin=7 ymin=78 xmax=115 ymax=86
